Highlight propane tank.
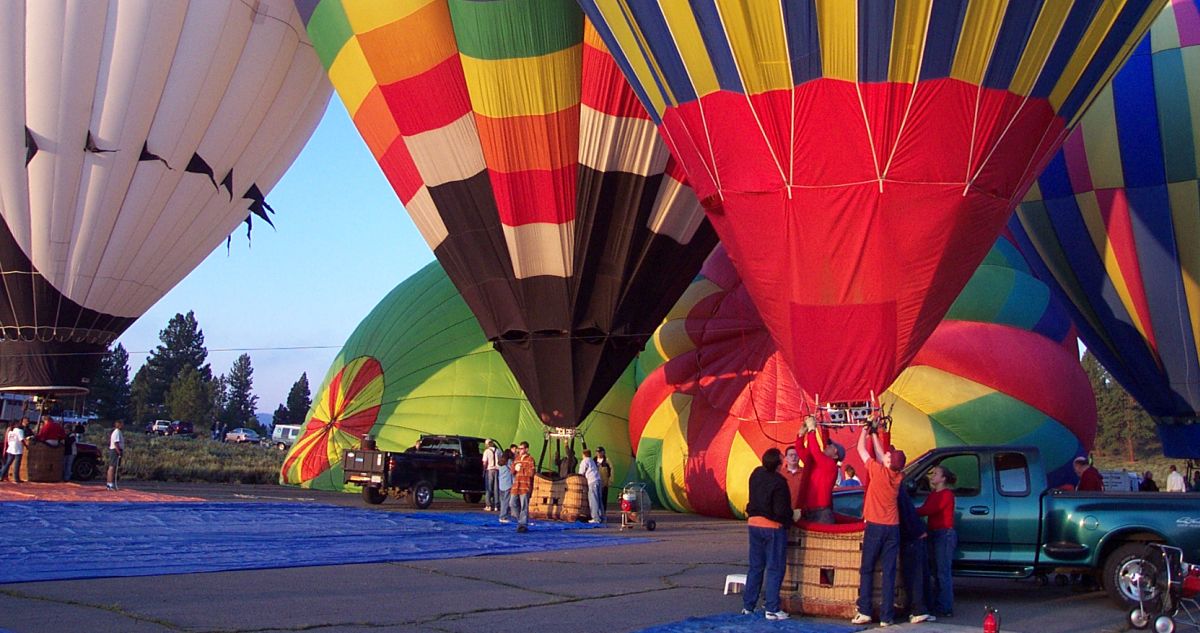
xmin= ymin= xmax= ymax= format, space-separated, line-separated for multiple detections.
xmin=983 ymin=606 xmax=1000 ymax=633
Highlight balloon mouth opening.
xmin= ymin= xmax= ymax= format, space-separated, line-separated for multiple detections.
xmin=0 ymin=385 xmax=88 ymax=396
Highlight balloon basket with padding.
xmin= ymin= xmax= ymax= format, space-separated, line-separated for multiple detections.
xmin=619 ymin=482 xmax=655 ymax=531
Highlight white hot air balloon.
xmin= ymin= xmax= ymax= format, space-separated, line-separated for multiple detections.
xmin=0 ymin=0 xmax=331 ymax=393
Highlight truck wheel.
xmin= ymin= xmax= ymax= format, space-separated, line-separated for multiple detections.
xmin=464 ymin=493 xmax=482 ymax=504
xmin=1105 ymin=543 xmax=1161 ymax=607
xmin=72 ymin=458 xmax=98 ymax=481
xmin=362 ymin=485 xmax=387 ymax=505
xmin=410 ymin=481 xmax=433 ymax=509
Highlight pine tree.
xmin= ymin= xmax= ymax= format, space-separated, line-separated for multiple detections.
xmin=89 ymin=343 xmax=131 ymax=422
xmin=212 ymin=374 xmax=231 ymax=426
xmin=143 ymin=311 xmax=211 ymax=410
xmin=285 ymin=373 xmax=312 ymax=425
xmin=1084 ymin=351 xmax=1160 ymax=461
xmin=223 ymin=353 xmax=258 ymax=428
xmin=272 ymin=403 xmax=290 ymax=428
xmin=129 ymin=366 xmax=158 ymax=424
xmin=166 ymin=365 xmax=208 ymax=426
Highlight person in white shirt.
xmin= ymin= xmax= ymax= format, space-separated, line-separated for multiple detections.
xmin=481 ymin=439 xmax=500 ymax=511
xmin=107 ymin=420 xmax=124 ymax=491
xmin=1166 ymin=465 xmax=1187 ymax=492
xmin=577 ymin=449 xmax=603 ymax=524
xmin=1 ymin=419 xmax=27 ymax=483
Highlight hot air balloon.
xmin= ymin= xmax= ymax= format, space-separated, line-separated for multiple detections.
xmin=281 ymin=261 xmax=636 ymax=493
xmin=294 ymin=0 xmax=715 ymax=435
xmin=1012 ymin=0 xmax=1200 ymax=459
xmin=631 ymin=238 xmax=1095 ymax=518
xmin=0 ymin=0 xmax=331 ymax=393
xmin=580 ymin=0 xmax=1164 ymax=414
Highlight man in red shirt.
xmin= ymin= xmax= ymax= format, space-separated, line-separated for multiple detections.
xmin=781 ymin=445 xmax=805 ymax=520
xmin=796 ymin=418 xmax=843 ymax=524
xmin=852 ymin=425 xmax=907 ymax=626
xmin=34 ymin=416 xmax=67 ymax=446
xmin=510 ymin=442 xmax=536 ymax=533
xmin=1073 ymin=457 xmax=1104 ymax=491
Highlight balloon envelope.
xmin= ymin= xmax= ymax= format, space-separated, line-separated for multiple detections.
xmin=631 ymin=238 xmax=1095 ymax=517
xmin=581 ymin=0 xmax=1164 ymax=403
xmin=0 ymin=0 xmax=330 ymax=392
xmin=295 ymin=0 xmax=715 ymax=427
xmin=281 ymin=260 xmax=636 ymax=493
xmin=1012 ymin=0 xmax=1200 ymax=458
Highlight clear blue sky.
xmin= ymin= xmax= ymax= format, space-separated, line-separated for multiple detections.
xmin=116 ymin=99 xmax=435 ymax=414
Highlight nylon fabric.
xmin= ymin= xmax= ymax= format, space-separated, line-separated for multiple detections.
xmin=1013 ymin=0 xmax=1200 ymax=457
xmin=301 ymin=1 xmax=716 ymax=428
xmin=580 ymin=0 xmax=1161 ymax=405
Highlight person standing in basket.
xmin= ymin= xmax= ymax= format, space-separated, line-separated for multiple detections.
xmin=106 ymin=420 xmax=125 ymax=491
xmin=797 ymin=415 xmax=843 ymax=524
xmin=741 ymin=447 xmax=791 ymax=621
xmin=481 ymin=439 xmax=500 ymax=511
xmin=919 ymin=465 xmax=957 ymax=618
xmin=781 ymin=445 xmax=805 ymax=523
xmin=510 ymin=441 xmax=535 ymax=533
xmin=852 ymin=425 xmax=906 ymax=626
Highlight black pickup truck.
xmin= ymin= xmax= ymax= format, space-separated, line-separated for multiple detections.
xmin=342 ymin=434 xmax=487 ymax=509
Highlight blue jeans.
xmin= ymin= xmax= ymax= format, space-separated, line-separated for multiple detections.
xmin=512 ymin=493 xmax=530 ymax=527
xmin=485 ymin=470 xmax=499 ymax=508
xmin=744 ymin=525 xmax=788 ymax=613
xmin=588 ymin=482 xmax=604 ymax=521
xmin=930 ymin=529 xmax=957 ymax=615
xmin=902 ymin=536 xmax=930 ymax=616
xmin=0 ymin=452 xmax=22 ymax=482
xmin=498 ymin=488 xmax=512 ymax=520
xmin=858 ymin=522 xmax=900 ymax=623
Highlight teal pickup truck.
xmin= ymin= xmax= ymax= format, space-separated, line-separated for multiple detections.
xmin=833 ymin=446 xmax=1200 ymax=606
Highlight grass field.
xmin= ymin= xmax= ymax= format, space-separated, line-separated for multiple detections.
xmin=83 ymin=424 xmax=286 ymax=484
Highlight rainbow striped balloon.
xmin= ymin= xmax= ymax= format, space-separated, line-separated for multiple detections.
xmin=295 ymin=0 xmax=716 ymax=428
xmin=1013 ymin=0 xmax=1200 ymax=458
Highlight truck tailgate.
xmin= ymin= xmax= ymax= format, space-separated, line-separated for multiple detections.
xmin=343 ymin=449 xmax=386 ymax=485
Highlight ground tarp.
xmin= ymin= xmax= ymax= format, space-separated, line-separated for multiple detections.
xmin=0 ymin=502 xmax=645 ymax=584
xmin=634 ymin=614 xmax=863 ymax=632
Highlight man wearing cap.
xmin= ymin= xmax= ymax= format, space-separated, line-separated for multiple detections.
xmin=851 ymin=424 xmax=907 ymax=626
xmin=796 ymin=415 xmax=843 ymax=524
xmin=595 ymin=447 xmax=612 ymax=521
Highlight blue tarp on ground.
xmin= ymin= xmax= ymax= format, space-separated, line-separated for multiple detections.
xmin=634 ymin=614 xmax=863 ymax=633
xmin=0 ymin=502 xmax=646 ymax=584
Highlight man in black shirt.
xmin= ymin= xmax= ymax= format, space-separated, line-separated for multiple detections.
xmin=742 ymin=448 xmax=793 ymax=621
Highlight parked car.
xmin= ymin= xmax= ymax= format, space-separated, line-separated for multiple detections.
xmin=271 ymin=424 xmax=300 ymax=450
xmin=144 ymin=419 xmax=170 ymax=435
xmin=71 ymin=442 xmax=103 ymax=481
xmin=343 ymin=434 xmax=487 ymax=508
xmin=168 ymin=420 xmax=195 ymax=438
xmin=225 ymin=428 xmax=261 ymax=444
xmin=833 ymin=445 xmax=1200 ymax=607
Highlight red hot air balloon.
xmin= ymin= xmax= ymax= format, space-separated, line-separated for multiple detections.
xmin=579 ymin=1 xmax=1164 ymax=407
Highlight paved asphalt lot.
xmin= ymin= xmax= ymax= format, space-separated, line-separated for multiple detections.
xmin=0 ymin=482 xmax=1134 ymax=633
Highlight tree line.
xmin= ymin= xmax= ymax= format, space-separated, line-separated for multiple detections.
xmin=1082 ymin=350 xmax=1161 ymax=462
xmin=87 ymin=310 xmax=312 ymax=434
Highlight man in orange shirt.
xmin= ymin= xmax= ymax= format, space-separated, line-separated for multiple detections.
xmin=851 ymin=424 xmax=907 ymax=626
xmin=510 ymin=441 xmax=536 ymax=533
xmin=781 ymin=445 xmax=805 ymax=520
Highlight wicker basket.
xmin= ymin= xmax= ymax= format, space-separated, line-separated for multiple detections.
xmin=528 ymin=473 xmax=590 ymax=521
xmin=781 ymin=522 xmax=903 ymax=619
xmin=19 ymin=442 xmax=64 ymax=483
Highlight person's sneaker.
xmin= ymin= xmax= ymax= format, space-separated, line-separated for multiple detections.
xmin=588 ymin=518 xmax=602 ymax=524
xmin=850 ymin=612 xmax=872 ymax=625
xmin=498 ymin=517 xmax=511 ymax=524
xmin=910 ymin=613 xmax=932 ymax=624
xmin=740 ymin=609 xmax=754 ymax=615
xmin=106 ymin=483 xmax=114 ymax=490
xmin=764 ymin=610 xmax=789 ymax=621
xmin=879 ymin=621 xmax=892 ymax=627
xmin=516 ymin=525 xmax=528 ymax=533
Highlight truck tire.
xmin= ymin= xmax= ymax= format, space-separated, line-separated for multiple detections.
xmin=72 ymin=458 xmax=99 ymax=481
xmin=1104 ymin=542 xmax=1162 ymax=607
xmin=410 ymin=480 xmax=433 ymax=509
xmin=464 ymin=492 xmax=482 ymax=504
xmin=362 ymin=485 xmax=387 ymax=505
